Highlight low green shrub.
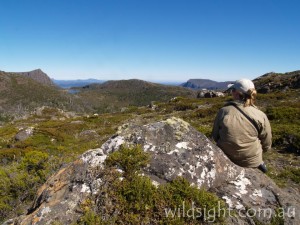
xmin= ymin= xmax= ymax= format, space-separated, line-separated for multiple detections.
xmin=270 ymin=123 xmax=300 ymax=154
xmin=266 ymin=107 xmax=300 ymax=121
xmin=78 ymin=145 xmax=227 ymax=224
xmin=0 ymin=148 xmax=32 ymax=165
xmin=0 ymin=114 xmax=13 ymax=123
xmin=277 ymin=167 xmax=300 ymax=184
xmin=105 ymin=145 xmax=150 ymax=180
xmin=0 ymin=150 xmax=58 ymax=222
xmin=173 ymin=102 xmax=196 ymax=111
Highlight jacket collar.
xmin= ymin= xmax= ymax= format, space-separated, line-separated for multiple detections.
xmin=225 ymin=100 xmax=258 ymax=109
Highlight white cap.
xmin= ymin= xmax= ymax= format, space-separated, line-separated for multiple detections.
xmin=228 ymin=78 xmax=255 ymax=94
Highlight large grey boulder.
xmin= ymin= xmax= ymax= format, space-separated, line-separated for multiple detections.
xmin=6 ymin=117 xmax=300 ymax=225
xmin=14 ymin=127 xmax=34 ymax=142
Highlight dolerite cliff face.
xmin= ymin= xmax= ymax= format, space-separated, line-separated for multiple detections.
xmin=15 ymin=69 xmax=54 ymax=86
xmin=181 ymin=79 xmax=233 ymax=90
xmin=6 ymin=118 xmax=300 ymax=225
xmin=253 ymin=70 xmax=300 ymax=93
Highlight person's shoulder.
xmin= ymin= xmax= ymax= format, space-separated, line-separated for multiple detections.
xmin=216 ymin=102 xmax=235 ymax=115
xmin=222 ymin=101 xmax=240 ymax=110
xmin=250 ymin=105 xmax=268 ymax=118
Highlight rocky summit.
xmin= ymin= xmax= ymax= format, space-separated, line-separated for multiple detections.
xmin=6 ymin=117 xmax=300 ymax=225
xmin=15 ymin=69 xmax=54 ymax=86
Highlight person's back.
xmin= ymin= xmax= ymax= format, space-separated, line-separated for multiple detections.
xmin=212 ymin=79 xmax=272 ymax=171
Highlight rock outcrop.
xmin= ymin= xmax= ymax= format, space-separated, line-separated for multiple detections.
xmin=14 ymin=127 xmax=34 ymax=142
xmin=6 ymin=117 xmax=300 ymax=225
xmin=15 ymin=69 xmax=54 ymax=86
xmin=197 ymin=90 xmax=225 ymax=98
xmin=181 ymin=79 xmax=233 ymax=90
xmin=253 ymin=70 xmax=300 ymax=93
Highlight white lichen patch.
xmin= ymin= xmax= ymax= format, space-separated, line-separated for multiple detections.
xmin=222 ymin=195 xmax=245 ymax=210
xmin=222 ymin=196 xmax=233 ymax=208
xmin=252 ymin=189 xmax=262 ymax=197
xmin=198 ymin=150 xmax=214 ymax=162
xmin=144 ymin=144 xmax=150 ymax=151
xmin=116 ymin=168 xmax=124 ymax=173
xmin=26 ymin=127 xmax=34 ymax=135
xmin=91 ymin=178 xmax=103 ymax=194
xmin=235 ymin=201 xmax=245 ymax=210
xmin=198 ymin=154 xmax=208 ymax=161
xmin=207 ymin=168 xmax=216 ymax=187
xmin=206 ymin=143 xmax=214 ymax=150
xmin=144 ymin=144 xmax=156 ymax=152
xmin=102 ymin=136 xmax=125 ymax=153
xmin=152 ymin=180 xmax=160 ymax=187
xmin=165 ymin=117 xmax=190 ymax=132
xmin=35 ymin=206 xmax=51 ymax=220
xmin=176 ymin=142 xmax=191 ymax=150
xmin=178 ymin=168 xmax=185 ymax=176
xmin=80 ymin=183 xmax=91 ymax=193
xmin=66 ymin=195 xmax=81 ymax=214
xmin=165 ymin=167 xmax=176 ymax=179
xmin=200 ymin=167 xmax=207 ymax=182
xmin=226 ymin=164 xmax=238 ymax=179
xmin=196 ymin=161 xmax=202 ymax=168
xmin=188 ymin=164 xmax=197 ymax=179
xmin=81 ymin=148 xmax=107 ymax=168
xmin=229 ymin=170 xmax=251 ymax=197
xmin=197 ymin=178 xmax=205 ymax=187
xmin=196 ymin=164 xmax=216 ymax=188
xmin=117 ymin=123 xmax=129 ymax=134
xmin=167 ymin=149 xmax=179 ymax=155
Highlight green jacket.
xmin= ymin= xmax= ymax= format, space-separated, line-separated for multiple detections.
xmin=212 ymin=101 xmax=272 ymax=168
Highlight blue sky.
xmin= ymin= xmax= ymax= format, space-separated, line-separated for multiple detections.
xmin=0 ymin=0 xmax=299 ymax=82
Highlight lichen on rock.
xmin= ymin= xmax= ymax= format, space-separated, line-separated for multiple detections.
xmin=7 ymin=117 xmax=300 ymax=225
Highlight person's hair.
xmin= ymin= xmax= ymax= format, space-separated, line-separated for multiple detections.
xmin=237 ymin=88 xmax=257 ymax=107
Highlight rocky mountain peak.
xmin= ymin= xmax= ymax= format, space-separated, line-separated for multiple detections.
xmin=253 ymin=70 xmax=300 ymax=93
xmin=7 ymin=117 xmax=300 ymax=225
xmin=181 ymin=79 xmax=233 ymax=90
xmin=15 ymin=69 xmax=54 ymax=86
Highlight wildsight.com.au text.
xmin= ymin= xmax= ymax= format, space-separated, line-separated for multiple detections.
xmin=164 ymin=201 xmax=296 ymax=222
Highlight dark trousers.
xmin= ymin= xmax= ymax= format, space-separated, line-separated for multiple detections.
xmin=258 ymin=162 xmax=267 ymax=173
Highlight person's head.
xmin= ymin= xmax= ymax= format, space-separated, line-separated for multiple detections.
xmin=229 ymin=78 xmax=257 ymax=107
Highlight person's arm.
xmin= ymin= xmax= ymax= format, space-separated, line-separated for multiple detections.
xmin=212 ymin=109 xmax=223 ymax=142
xmin=259 ymin=113 xmax=272 ymax=152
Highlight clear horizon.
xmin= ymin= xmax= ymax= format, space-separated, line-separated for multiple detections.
xmin=1 ymin=0 xmax=299 ymax=82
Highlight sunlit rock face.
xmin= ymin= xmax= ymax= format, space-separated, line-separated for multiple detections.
xmin=8 ymin=117 xmax=300 ymax=225
xmin=114 ymin=117 xmax=242 ymax=189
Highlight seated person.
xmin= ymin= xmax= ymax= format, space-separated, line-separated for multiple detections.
xmin=212 ymin=78 xmax=272 ymax=172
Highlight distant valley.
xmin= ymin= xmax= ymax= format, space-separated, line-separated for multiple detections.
xmin=53 ymin=79 xmax=184 ymax=89
xmin=0 ymin=70 xmax=196 ymax=118
xmin=0 ymin=69 xmax=299 ymax=119
xmin=52 ymin=78 xmax=105 ymax=88
xmin=71 ymin=79 xmax=196 ymax=113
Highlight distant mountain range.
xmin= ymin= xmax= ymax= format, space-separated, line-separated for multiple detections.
xmin=53 ymin=79 xmax=183 ymax=88
xmin=72 ymin=79 xmax=196 ymax=113
xmin=1 ymin=68 xmax=299 ymax=118
xmin=0 ymin=70 xmax=196 ymax=116
xmin=180 ymin=79 xmax=233 ymax=90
